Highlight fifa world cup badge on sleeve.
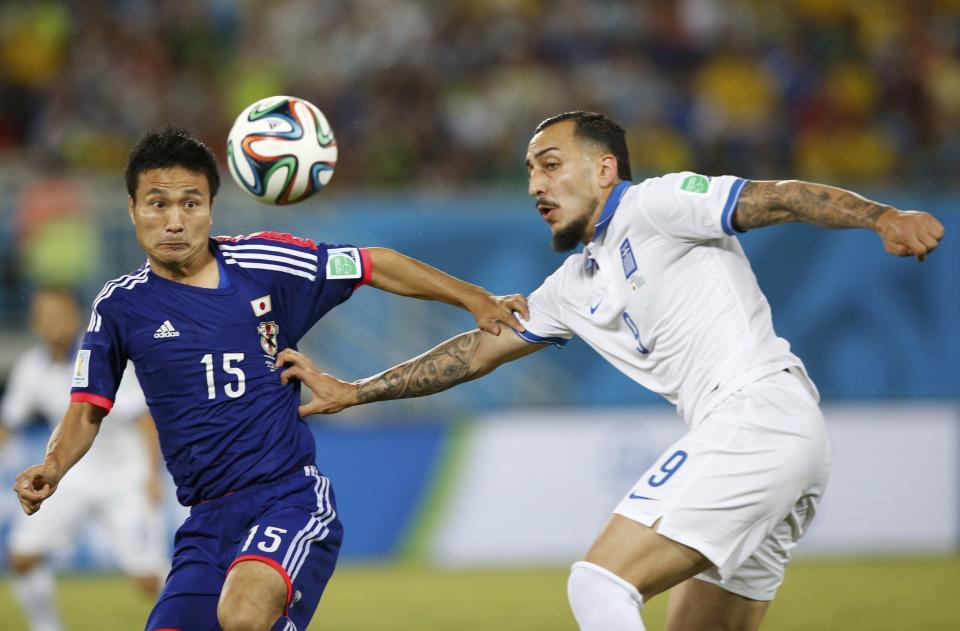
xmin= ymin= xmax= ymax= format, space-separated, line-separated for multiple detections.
xmin=326 ymin=248 xmax=362 ymax=279
xmin=72 ymin=349 xmax=91 ymax=387
xmin=679 ymin=173 xmax=710 ymax=194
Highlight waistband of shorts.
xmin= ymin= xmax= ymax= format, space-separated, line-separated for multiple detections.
xmin=189 ymin=465 xmax=319 ymax=513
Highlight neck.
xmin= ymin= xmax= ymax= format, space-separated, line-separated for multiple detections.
xmin=582 ymin=181 xmax=620 ymax=244
xmin=150 ymin=245 xmax=219 ymax=288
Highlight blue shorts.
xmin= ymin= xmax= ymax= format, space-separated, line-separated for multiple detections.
xmin=145 ymin=465 xmax=343 ymax=631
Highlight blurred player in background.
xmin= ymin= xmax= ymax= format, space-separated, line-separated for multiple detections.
xmin=277 ymin=112 xmax=944 ymax=631
xmin=1 ymin=286 xmax=168 ymax=631
xmin=13 ymin=128 xmax=526 ymax=631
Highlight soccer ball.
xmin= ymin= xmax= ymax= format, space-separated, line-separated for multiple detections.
xmin=227 ymin=95 xmax=337 ymax=205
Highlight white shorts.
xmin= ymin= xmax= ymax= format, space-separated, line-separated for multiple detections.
xmin=613 ymin=369 xmax=830 ymax=601
xmin=9 ymin=475 xmax=169 ymax=578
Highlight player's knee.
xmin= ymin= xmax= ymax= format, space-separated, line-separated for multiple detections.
xmin=8 ymin=552 xmax=43 ymax=574
xmin=568 ymin=561 xmax=645 ymax=631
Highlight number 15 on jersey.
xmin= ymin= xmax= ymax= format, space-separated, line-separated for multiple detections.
xmin=201 ymin=353 xmax=246 ymax=399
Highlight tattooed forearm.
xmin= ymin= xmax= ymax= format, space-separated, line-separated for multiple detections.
xmin=356 ymin=330 xmax=485 ymax=403
xmin=734 ymin=180 xmax=893 ymax=232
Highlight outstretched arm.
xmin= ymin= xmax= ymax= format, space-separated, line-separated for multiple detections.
xmin=13 ymin=401 xmax=105 ymax=515
xmin=367 ymin=247 xmax=529 ymax=335
xmin=276 ymin=329 xmax=544 ymax=415
xmin=733 ymin=181 xmax=945 ymax=260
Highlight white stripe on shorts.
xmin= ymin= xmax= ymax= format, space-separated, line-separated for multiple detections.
xmin=282 ymin=466 xmax=337 ymax=582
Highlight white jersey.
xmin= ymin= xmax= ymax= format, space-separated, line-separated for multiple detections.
xmin=1 ymin=344 xmax=151 ymax=484
xmin=519 ymin=172 xmax=818 ymax=426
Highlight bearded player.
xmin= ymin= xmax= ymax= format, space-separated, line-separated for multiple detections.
xmin=275 ymin=112 xmax=943 ymax=630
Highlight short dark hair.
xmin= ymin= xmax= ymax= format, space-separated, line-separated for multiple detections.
xmin=124 ymin=126 xmax=220 ymax=199
xmin=535 ymin=111 xmax=631 ymax=181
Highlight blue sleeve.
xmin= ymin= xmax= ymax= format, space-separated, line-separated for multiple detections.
xmin=286 ymin=243 xmax=371 ymax=338
xmin=70 ymin=299 xmax=127 ymax=412
xmin=217 ymin=232 xmax=372 ymax=341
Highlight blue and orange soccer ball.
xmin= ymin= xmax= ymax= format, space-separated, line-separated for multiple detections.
xmin=227 ymin=95 xmax=337 ymax=205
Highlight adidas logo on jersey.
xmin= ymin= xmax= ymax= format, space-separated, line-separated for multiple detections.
xmin=154 ymin=320 xmax=180 ymax=339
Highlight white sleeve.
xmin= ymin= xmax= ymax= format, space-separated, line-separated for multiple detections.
xmin=636 ymin=172 xmax=748 ymax=241
xmin=1 ymin=355 xmax=39 ymax=429
xmin=513 ymin=269 xmax=573 ymax=348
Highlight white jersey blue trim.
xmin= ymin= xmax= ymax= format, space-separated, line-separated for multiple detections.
xmin=721 ymin=177 xmax=748 ymax=236
xmin=513 ymin=329 xmax=570 ymax=348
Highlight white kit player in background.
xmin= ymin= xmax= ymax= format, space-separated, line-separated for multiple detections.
xmin=1 ymin=287 xmax=169 ymax=631
xmin=272 ymin=112 xmax=944 ymax=631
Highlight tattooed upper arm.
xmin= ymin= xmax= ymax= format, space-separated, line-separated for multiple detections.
xmin=732 ymin=180 xmax=798 ymax=232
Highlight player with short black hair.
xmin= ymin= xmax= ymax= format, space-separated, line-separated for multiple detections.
xmin=124 ymin=126 xmax=221 ymax=199
xmin=277 ymin=111 xmax=944 ymax=631
xmin=14 ymin=127 xmax=528 ymax=631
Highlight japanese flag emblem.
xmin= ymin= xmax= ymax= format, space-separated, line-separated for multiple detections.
xmin=251 ymin=295 xmax=272 ymax=317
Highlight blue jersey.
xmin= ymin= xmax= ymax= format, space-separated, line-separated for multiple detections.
xmin=70 ymin=232 xmax=371 ymax=506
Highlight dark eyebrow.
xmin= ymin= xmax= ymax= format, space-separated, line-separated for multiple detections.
xmin=144 ymin=187 xmax=204 ymax=197
xmin=526 ymin=146 xmax=560 ymax=168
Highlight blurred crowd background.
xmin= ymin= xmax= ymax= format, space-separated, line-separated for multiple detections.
xmin=3 ymin=0 xmax=960 ymax=188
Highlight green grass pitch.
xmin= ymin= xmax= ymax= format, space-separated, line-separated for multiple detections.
xmin=1 ymin=556 xmax=958 ymax=630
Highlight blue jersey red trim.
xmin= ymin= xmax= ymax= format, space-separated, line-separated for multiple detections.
xmin=70 ymin=392 xmax=114 ymax=411
xmin=355 ymin=248 xmax=373 ymax=289
xmin=215 ymin=231 xmax=318 ymax=251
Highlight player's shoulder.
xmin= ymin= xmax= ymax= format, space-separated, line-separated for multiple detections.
xmin=89 ymin=262 xmax=152 ymax=314
xmin=214 ymin=231 xmax=324 ymax=283
xmin=215 ymin=231 xmax=319 ymax=253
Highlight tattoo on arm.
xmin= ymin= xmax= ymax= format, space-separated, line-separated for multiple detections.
xmin=734 ymin=180 xmax=892 ymax=232
xmin=356 ymin=331 xmax=485 ymax=403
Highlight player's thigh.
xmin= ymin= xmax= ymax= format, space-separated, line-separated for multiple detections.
xmin=584 ymin=513 xmax=713 ymax=600
xmin=666 ymin=578 xmax=769 ymax=631
xmin=101 ymin=488 xmax=170 ymax=579
xmin=226 ymin=468 xmax=344 ymax=628
xmin=8 ymin=487 xmax=87 ymax=560
xmin=218 ymin=559 xmax=288 ymax=629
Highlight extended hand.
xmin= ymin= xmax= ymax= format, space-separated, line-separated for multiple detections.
xmin=276 ymin=349 xmax=358 ymax=415
xmin=876 ymin=210 xmax=945 ymax=261
xmin=14 ymin=463 xmax=61 ymax=515
xmin=466 ymin=293 xmax=530 ymax=336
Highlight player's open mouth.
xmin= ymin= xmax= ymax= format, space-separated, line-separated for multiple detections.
xmin=538 ymin=204 xmax=558 ymax=220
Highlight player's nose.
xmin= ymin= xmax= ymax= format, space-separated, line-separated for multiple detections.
xmin=528 ymin=172 xmax=546 ymax=198
xmin=164 ymin=207 xmax=186 ymax=231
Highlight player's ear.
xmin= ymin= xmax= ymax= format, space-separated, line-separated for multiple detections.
xmin=598 ymin=154 xmax=618 ymax=188
xmin=127 ymin=196 xmax=136 ymax=225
